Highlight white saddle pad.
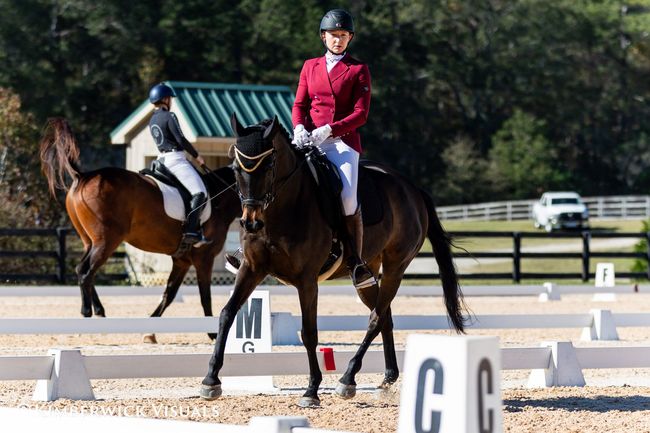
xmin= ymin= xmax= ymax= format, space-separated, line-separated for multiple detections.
xmin=147 ymin=176 xmax=211 ymax=224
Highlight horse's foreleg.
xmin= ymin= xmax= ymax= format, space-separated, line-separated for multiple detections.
xmin=150 ymin=258 xmax=191 ymax=317
xmin=200 ymin=265 xmax=264 ymax=400
xmin=143 ymin=258 xmax=191 ymax=344
xmin=195 ymin=255 xmax=217 ymax=340
xmin=336 ymin=271 xmax=402 ymax=399
xmin=297 ymin=281 xmax=322 ymax=407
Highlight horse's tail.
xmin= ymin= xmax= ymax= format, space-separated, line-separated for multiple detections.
xmin=39 ymin=118 xmax=82 ymax=197
xmin=420 ymin=188 xmax=467 ymax=333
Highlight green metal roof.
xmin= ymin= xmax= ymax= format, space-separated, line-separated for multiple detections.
xmin=110 ymin=81 xmax=295 ymax=140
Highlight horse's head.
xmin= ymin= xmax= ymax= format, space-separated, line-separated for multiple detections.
xmin=230 ymin=113 xmax=289 ymax=233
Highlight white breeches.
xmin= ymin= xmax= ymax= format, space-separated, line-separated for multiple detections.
xmin=157 ymin=151 xmax=206 ymax=196
xmin=317 ymin=138 xmax=359 ymax=216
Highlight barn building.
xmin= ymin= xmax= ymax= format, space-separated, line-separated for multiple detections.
xmin=110 ymin=81 xmax=294 ymax=285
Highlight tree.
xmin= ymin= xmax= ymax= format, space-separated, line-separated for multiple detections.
xmin=0 ymin=88 xmax=65 ymax=226
xmin=436 ymin=135 xmax=492 ymax=204
xmin=489 ymin=109 xmax=566 ymax=198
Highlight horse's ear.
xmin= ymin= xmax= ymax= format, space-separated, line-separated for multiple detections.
xmin=227 ymin=143 xmax=235 ymax=159
xmin=230 ymin=112 xmax=245 ymax=137
xmin=263 ymin=115 xmax=279 ymax=140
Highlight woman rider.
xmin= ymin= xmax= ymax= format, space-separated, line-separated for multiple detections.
xmin=226 ymin=9 xmax=376 ymax=290
xmin=148 ymin=83 xmax=211 ymax=247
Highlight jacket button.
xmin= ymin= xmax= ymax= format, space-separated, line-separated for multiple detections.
xmin=330 ymin=109 xmax=334 ymax=113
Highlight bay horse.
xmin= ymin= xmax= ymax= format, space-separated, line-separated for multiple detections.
xmin=200 ymin=115 xmax=466 ymax=406
xmin=39 ymin=118 xmax=241 ymax=330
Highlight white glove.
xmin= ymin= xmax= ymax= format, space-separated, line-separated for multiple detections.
xmin=309 ymin=124 xmax=332 ymax=146
xmin=292 ymin=124 xmax=311 ymax=146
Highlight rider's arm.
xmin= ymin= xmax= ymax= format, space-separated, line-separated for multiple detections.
xmin=330 ymin=64 xmax=371 ymax=138
xmin=292 ymin=61 xmax=311 ymax=128
xmin=168 ymin=112 xmax=199 ymax=158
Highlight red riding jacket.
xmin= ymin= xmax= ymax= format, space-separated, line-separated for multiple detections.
xmin=292 ymin=54 xmax=371 ymax=153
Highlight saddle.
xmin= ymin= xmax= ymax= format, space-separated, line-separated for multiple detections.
xmin=300 ymin=149 xmax=385 ymax=278
xmin=302 ymin=149 xmax=385 ymax=230
xmin=140 ymin=159 xmax=193 ymax=213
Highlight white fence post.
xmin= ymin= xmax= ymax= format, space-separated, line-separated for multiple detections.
xmin=538 ymin=282 xmax=561 ymax=302
xmin=581 ymin=309 xmax=619 ymax=341
xmin=32 ymin=349 xmax=94 ymax=401
xmin=527 ymin=342 xmax=585 ymax=387
xmin=271 ymin=312 xmax=301 ymax=345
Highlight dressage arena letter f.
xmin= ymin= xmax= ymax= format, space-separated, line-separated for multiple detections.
xmin=236 ymin=298 xmax=263 ymax=339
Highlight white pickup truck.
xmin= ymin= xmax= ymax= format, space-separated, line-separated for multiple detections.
xmin=532 ymin=192 xmax=589 ymax=232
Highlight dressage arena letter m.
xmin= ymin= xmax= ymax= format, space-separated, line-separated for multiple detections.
xmin=236 ymin=298 xmax=263 ymax=340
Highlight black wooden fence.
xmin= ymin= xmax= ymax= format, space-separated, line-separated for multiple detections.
xmin=0 ymin=228 xmax=130 ymax=284
xmin=407 ymin=231 xmax=650 ymax=282
xmin=1 ymin=228 xmax=649 ymax=284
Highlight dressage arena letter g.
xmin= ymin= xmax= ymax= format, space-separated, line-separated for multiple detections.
xmin=414 ymin=358 xmax=444 ymax=433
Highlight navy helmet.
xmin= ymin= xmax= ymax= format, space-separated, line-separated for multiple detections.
xmin=320 ymin=9 xmax=355 ymax=34
xmin=148 ymin=83 xmax=176 ymax=104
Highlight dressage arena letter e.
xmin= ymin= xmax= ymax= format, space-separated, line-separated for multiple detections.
xmin=398 ymin=335 xmax=503 ymax=433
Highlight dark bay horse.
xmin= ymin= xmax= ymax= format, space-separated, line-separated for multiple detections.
xmin=200 ymin=115 xmax=466 ymax=406
xmin=39 ymin=118 xmax=241 ymax=328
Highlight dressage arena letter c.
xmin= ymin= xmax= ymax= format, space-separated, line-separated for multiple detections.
xmin=414 ymin=358 xmax=444 ymax=433
xmin=477 ymin=358 xmax=494 ymax=433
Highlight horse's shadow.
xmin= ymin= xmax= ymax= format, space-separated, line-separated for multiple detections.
xmin=503 ymin=395 xmax=650 ymax=413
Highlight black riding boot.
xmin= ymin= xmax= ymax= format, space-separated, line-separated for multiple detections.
xmin=184 ymin=193 xmax=212 ymax=247
xmin=344 ymin=208 xmax=377 ymax=289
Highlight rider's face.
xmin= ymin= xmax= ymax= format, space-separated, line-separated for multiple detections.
xmin=321 ymin=30 xmax=353 ymax=54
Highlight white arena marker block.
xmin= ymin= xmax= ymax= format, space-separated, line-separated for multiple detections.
xmin=593 ymin=263 xmax=616 ymax=302
xmin=248 ymin=416 xmax=310 ymax=433
xmin=33 ymin=349 xmax=94 ymax=401
xmin=538 ymin=282 xmax=560 ymax=302
xmin=581 ymin=309 xmax=619 ymax=341
xmin=271 ymin=312 xmax=301 ymax=346
xmin=223 ymin=290 xmax=277 ymax=393
xmin=398 ymin=334 xmax=502 ymax=433
xmin=527 ymin=341 xmax=585 ymax=388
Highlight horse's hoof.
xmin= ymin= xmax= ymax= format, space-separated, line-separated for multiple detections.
xmin=143 ymin=334 xmax=157 ymax=344
xmin=199 ymin=384 xmax=222 ymax=401
xmin=298 ymin=396 xmax=320 ymax=408
xmin=335 ymin=383 xmax=356 ymax=399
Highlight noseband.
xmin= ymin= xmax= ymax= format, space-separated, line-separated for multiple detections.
xmin=233 ymin=129 xmax=311 ymax=210
xmin=233 ymin=145 xmax=276 ymax=209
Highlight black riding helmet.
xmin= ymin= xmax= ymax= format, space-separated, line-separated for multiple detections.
xmin=149 ymin=83 xmax=176 ymax=104
xmin=319 ymin=9 xmax=355 ymax=34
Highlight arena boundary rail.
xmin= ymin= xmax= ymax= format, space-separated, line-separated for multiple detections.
xmin=1 ymin=344 xmax=649 ymax=400
xmin=0 ymin=309 xmax=646 ymax=343
xmin=0 ymin=407 xmax=352 ymax=433
xmin=0 ymin=283 xmax=647 ymax=297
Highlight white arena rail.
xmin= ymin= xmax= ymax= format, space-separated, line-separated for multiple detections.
xmin=2 ymin=344 xmax=650 ymax=399
xmin=0 ymin=284 xmax=647 ymax=297
xmin=0 ymin=408 xmax=352 ymax=433
xmin=0 ymin=309 xmax=645 ymax=342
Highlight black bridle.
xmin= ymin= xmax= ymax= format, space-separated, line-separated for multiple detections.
xmin=233 ymin=141 xmax=309 ymax=210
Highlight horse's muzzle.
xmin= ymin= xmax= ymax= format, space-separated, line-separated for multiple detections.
xmin=240 ymin=206 xmax=265 ymax=233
